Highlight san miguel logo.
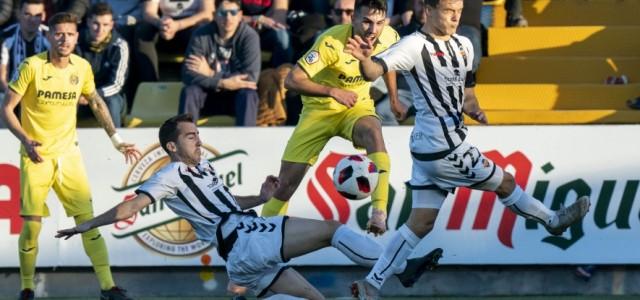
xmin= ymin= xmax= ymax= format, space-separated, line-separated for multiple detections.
xmin=109 ymin=143 xmax=247 ymax=256
xmin=308 ymin=151 xmax=640 ymax=251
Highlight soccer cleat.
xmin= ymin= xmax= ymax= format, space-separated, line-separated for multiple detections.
xmin=396 ymin=248 xmax=443 ymax=288
xmin=100 ymin=286 xmax=133 ymax=300
xmin=18 ymin=289 xmax=34 ymax=300
xmin=545 ymin=196 xmax=590 ymax=236
xmin=350 ymin=279 xmax=379 ymax=300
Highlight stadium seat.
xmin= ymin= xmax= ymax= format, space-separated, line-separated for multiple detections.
xmin=127 ymin=82 xmax=183 ymax=127
xmin=126 ymin=82 xmax=236 ymax=127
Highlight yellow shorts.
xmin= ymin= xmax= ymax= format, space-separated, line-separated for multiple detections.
xmin=20 ymin=147 xmax=93 ymax=217
xmin=283 ymin=99 xmax=377 ymax=165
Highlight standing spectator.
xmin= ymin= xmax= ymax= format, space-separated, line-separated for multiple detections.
xmin=386 ymin=0 xmax=413 ymax=28
xmin=75 ymin=2 xmax=128 ymax=127
xmin=0 ymin=0 xmax=49 ymax=128
xmin=179 ymin=0 xmax=260 ymax=126
xmin=328 ymin=0 xmax=355 ymax=26
xmin=136 ymin=0 xmax=214 ymax=82
xmin=241 ymin=0 xmax=291 ymax=67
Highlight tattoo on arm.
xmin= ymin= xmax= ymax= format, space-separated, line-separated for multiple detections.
xmin=86 ymin=91 xmax=116 ymax=137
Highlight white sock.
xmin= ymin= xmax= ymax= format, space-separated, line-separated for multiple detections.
xmin=331 ymin=225 xmax=382 ymax=267
xmin=499 ymin=186 xmax=557 ymax=226
xmin=365 ymin=225 xmax=420 ymax=290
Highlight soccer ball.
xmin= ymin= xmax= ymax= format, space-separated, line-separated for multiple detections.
xmin=332 ymin=154 xmax=379 ymax=200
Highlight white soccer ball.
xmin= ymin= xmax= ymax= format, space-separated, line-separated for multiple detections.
xmin=332 ymin=154 xmax=379 ymax=200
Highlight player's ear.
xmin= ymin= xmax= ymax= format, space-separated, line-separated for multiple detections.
xmin=167 ymin=141 xmax=177 ymax=153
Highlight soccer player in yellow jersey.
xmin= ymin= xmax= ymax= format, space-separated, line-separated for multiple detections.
xmin=260 ymin=0 xmax=400 ymax=235
xmin=0 ymin=12 xmax=140 ymax=300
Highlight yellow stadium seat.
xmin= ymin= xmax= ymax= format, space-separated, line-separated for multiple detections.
xmin=126 ymin=82 xmax=236 ymax=127
xmin=126 ymin=82 xmax=183 ymax=127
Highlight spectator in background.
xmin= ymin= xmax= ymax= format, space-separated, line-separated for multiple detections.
xmin=396 ymin=0 xmax=425 ymax=35
xmin=241 ymin=0 xmax=291 ymax=67
xmin=179 ymin=0 xmax=260 ymax=126
xmin=1 ymin=0 xmax=49 ymax=94
xmin=505 ymin=0 xmax=527 ymax=27
xmin=75 ymin=2 xmax=128 ymax=127
xmin=136 ymin=0 xmax=214 ymax=82
xmin=386 ymin=0 xmax=413 ymax=28
xmin=92 ymin=0 xmax=141 ymax=112
xmin=0 ymin=0 xmax=49 ymax=129
xmin=328 ymin=0 xmax=355 ymax=26
xmin=93 ymin=0 xmax=141 ymax=42
xmin=457 ymin=0 xmax=482 ymax=72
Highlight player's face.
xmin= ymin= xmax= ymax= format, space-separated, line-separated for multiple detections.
xmin=88 ymin=14 xmax=114 ymax=43
xmin=48 ymin=23 xmax=78 ymax=57
xmin=215 ymin=2 xmax=243 ymax=35
xmin=352 ymin=6 xmax=386 ymax=43
xmin=426 ymin=0 xmax=463 ymax=37
xmin=330 ymin=0 xmax=355 ymax=25
xmin=19 ymin=4 xmax=45 ymax=35
xmin=175 ymin=122 xmax=202 ymax=165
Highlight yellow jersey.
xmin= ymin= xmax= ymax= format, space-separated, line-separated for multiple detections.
xmin=9 ymin=52 xmax=96 ymax=159
xmin=297 ymin=24 xmax=399 ymax=108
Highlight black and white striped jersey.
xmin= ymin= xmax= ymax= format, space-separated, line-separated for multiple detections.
xmin=136 ymin=160 xmax=242 ymax=245
xmin=375 ymin=31 xmax=475 ymax=159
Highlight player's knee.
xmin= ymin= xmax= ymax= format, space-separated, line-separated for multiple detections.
xmin=495 ymin=172 xmax=516 ymax=198
xmin=409 ymin=220 xmax=435 ymax=238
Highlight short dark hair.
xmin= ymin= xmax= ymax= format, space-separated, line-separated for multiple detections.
xmin=159 ymin=114 xmax=194 ymax=154
xmin=88 ymin=2 xmax=113 ymax=18
xmin=215 ymin=0 xmax=241 ymax=8
xmin=20 ymin=0 xmax=45 ymax=10
xmin=48 ymin=12 xmax=79 ymax=28
xmin=355 ymin=0 xmax=387 ymax=16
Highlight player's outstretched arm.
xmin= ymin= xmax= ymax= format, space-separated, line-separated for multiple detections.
xmin=344 ymin=35 xmax=385 ymax=81
xmin=55 ymin=193 xmax=153 ymax=240
xmin=235 ymin=175 xmax=280 ymax=209
xmin=462 ymin=87 xmax=487 ymax=124
xmin=85 ymin=91 xmax=142 ymax=163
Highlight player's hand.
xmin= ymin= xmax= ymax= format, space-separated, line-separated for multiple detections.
xmin=22 ymin=138 xmax=43 ymax=163
xmin=116 ymin=143 xmax=142 ymax=164
xmin=185 ymin=55 xmax=215 ymax=77
xmin=55 ymin=223 xmax=90 ymax=240
xmin=391 ymin=100 xmax=409 ymax=121
xmin=367 ymin=208 xmax=387 ymax=236
xmin=220 ymin=74 xmax=257 ymax=91
xmin=78 ymin=95 xmax=89 ymax=105
xmin=465 ymin=109 xmax=487 ymax=124
xmin=329 ymin=88 xmax=358 ymax=108
xmin=345 ymin=35 xmax=374 ymax=61
xmin=259 ymin=175 xmax=280 ymax=203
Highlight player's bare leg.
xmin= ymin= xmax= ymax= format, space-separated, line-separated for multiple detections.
xmin=260 ymin=161 xmax=309 ymax=216
xmin=353 ymin=116 xmax=390 ymax=235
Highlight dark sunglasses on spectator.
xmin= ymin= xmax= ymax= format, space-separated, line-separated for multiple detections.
xmin=333 ymin=8 xmax=354 ymax=16
xmin=217 ymin=9 xmax=240 ymax=17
